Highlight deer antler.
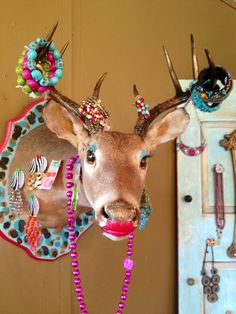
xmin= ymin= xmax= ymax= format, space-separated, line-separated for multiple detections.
xmin=39 ymin=22 xmax=108 ymax=135
xmin=133 ymin=36 xmax=199 ymax=137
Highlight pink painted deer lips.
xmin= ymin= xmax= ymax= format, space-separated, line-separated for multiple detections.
xmin=102 ymin=221 xmax=135 ymax=237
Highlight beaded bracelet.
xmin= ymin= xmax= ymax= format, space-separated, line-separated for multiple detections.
xmin=16 ymin=38 xmax=64 ymax=98
xmin=190 ymin=66 xmax=233 ymax=113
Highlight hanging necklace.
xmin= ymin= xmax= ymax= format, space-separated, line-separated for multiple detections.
xmin=177 ymin=100 xmax=206 ymax=157
xmin=214 ymin=164 xmax=225 ymax=239
xmin=200 ymin=239 xmax=220 ymax=303
xmin=65 ymin=154 xmax=135 ymax=314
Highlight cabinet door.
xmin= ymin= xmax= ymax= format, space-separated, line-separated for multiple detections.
xmin=178 ymin=80 xmax=236 ymax=314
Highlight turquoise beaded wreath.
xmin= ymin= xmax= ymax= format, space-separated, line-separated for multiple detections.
xmin=16 ymin=38 xmax=64 ymax=98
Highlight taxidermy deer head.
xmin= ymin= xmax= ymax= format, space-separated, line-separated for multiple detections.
xmin=42 ymin=26 xmax=210 ymax=240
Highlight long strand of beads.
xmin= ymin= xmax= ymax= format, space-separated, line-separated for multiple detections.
xmin=65 ymin=154 xmax=135 ymax=314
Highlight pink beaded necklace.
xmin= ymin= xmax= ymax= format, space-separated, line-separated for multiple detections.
xmin=65 ymin=154 xmax=135 ymax=314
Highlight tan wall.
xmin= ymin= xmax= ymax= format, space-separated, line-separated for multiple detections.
xmin=0 ymin=1 xmax=235 ymax=313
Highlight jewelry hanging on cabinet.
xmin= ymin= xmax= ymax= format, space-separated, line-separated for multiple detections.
xmin=214 ymin=164 xmax=225 ymax=239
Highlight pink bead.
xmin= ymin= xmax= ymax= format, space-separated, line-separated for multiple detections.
xmin=128 ymin=241 xmax=133 ymax=248
xmin=70 ymin=243 xmax=76 ymax=250
xmin=73 ymin=269 xmax=80 ymax=276
xmin=27 ymin=79 xmax=40 ymax=90
xmin=124 ymin=277 xmax=130 ymax=284
xmin=66 ymin=164 xmax=73 ymax=171
xmin=124 ymin=258 xmax=134 ymax=270
xmin=72 ymin=261 xmax=78 ymax=268
xmin=79 ymin=303 xmax=86 ymax=310
xmin=76 ymin=286 xmax=83 ymax=294
xmin=188 ymin=148 xmax=197 ymax=156
xmin=127 ymin=249 xmax=133 ymax=256
xmin=82 ymin=311 xmax=88 ymax=314
xmin=38 ymin=86 xmax=48 ymax=93
xmin=67 ymin=209 xmax=74 ymax=215
xmin=23 ymin=60 xmax=28 ymax=69
xmin=121 ymin=293 xmax=127 ymax=301
xmin=122 ymin=284 xmax=128 ymax=292
xmin=68 ymin=217 xmax=75 ymax=224
xmin=126 ymin=271 xmax=131 ymax=277
xmin=74 ymin=278 xmax=81 ymax=285
xmin=77 ymin=295 xmax=84 ymax=302
xmin=69 ymin=234 xmax=76 ymax=241
xmin=47 ymin=52 xmax=54 ymax=63
xmin=66 ymin=191 xmax=73 ymax=197
xmin=68 ymin=225 xmax=75 ymax=232
xmin=66 ymin=172 xmax=73 ymax=179
xmin=118 ymin=301 xmax=125 ymax=309
xmin=66 ymin=181 xmax=74 ymax=188
xmin=128 ymin=233 xmax=134 ymax=240
xmin=49 ymin=71 xmax=55 ymax=78
xmin=70 ymin=157 xmax=76 ymax=164
xmin=71 ymin=251 xmax=78 ymax=259
xmin=67 ymin=200 xmax=72 ymax=206
xmin=116 ymin=311 xmax=122 ymax=314
xmin=22 ymin=69 xmax=32 ymax=80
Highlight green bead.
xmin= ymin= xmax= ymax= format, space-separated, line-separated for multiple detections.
xmin=17 ymin=75 xmax=26 ymax=86
xmin=43 ymin=63 xmax=50 ymax=72
xmin=21 ymin=49 xmax=26 ymax=56
xmin=15 ymin=65 xmax=23 ymax=75
xmin=23 ymin=85 xmax=32 ymax=94
xmin=34 ymin=91 xmax=42 ymax=97
xmin=18 ymin=56 xmax=24 ymax=65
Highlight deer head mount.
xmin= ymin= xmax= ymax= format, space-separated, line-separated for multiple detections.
xmin=31 ymin=25 xmax=216 ymax=240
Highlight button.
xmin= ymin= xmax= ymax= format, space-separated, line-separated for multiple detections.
xmin=184 ymin=195 xmax=192 ymax=203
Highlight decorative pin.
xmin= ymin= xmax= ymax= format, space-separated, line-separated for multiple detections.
xmin=139 ymin=188 xmax=152 ymax=230
xmin=26 ymin=155 xmax=48 ymax=190
xmin=25 ymin=195 xmax=42 ymax=251
xmin=214 ymin=164 xmax=225 ymax=239
xmin=200 ymin=240 xmax=220 ymax=303
xmin=40 ymin=160 xmax=61 ymax=190
xmin=135 ymin=96 xmax=151 ymax=120
xmin=9 ymin=169 xmax=25 ymax=216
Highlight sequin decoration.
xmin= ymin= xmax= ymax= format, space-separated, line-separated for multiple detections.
xmin=9 ymin=169 xmax=25 ymax=216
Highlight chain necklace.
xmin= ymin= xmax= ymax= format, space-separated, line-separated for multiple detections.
xmin=65 ymin=154 xmax=135 ymax=314
xmin=214 ymin=164 xmax=225 ymax=239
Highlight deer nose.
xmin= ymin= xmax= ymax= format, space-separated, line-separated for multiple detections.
xmin=101 ymin=204 xmax=139 ymax=225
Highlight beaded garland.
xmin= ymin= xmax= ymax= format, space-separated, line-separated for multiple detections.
xmin=66 ymin=154 xmax=135 ymax=313
xmin=16 ymin=38 xmax=64 ymax=98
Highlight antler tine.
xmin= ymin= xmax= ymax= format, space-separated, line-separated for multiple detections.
xmin=92 ymin=72 xmax=107 ymax=99
xmin=45 ymin=22 xmax=59 ymax=42
xmin=204 ymin=48 xmax=216 ymax=88
xmin=133 ymin=84 xmax=139 ymax=97
xmin=60 ymin=41 xmax=70 ymax=57
xmin=191 ymin=34 xmax=199 ymax=80
xmin=163 ymin=46 xmax=184 ymax=96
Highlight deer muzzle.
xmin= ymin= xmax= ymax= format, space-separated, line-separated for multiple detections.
xmin=99 ymin=203 xmax=139 ymax=238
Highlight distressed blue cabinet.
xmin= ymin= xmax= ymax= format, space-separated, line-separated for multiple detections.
xmin=178 ymin=80 xmax=236 ymax=314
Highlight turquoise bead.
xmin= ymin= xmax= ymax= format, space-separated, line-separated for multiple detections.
xmin=39 ymin=78 xmax=49 ymax=86
xmin=36 ymin=38 xmax=47 ymax=48
xmin=31 ymin=70 xmax=42 ymax=82
xmin=56 ymin=59 xmax=64 ymax=69
xmin=55 ymin=69 xmax=63 ymax=79
xmin=53 ymin=49 xmax=61 ymax=60
xmin=27 ymin=60 xmax=36 ymax=70
xmin=49 ymin=42 xmax=55 ymax=51
xmin=28 ymin=49 xmax=37 ymax=61
xmin=29 ymin=41 xmax=38 ymax=50
xmin=49 ymin=76 xmax=59 ymax=86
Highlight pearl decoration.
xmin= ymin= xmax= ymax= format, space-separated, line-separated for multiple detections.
xmin=65 ymin=153 xmax=136 ymax=313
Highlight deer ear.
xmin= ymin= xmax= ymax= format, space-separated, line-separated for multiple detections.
xmin=144 ymin=108 xmax=190 ymax=151
xmin=43 ymin=100 xmax=90 ymax=148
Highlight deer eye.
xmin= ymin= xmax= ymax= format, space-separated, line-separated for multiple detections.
xmin=87 ymin=150 xmax=96 ymax=164
xmin=140 ymin=156 xmax=148 ymax=169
